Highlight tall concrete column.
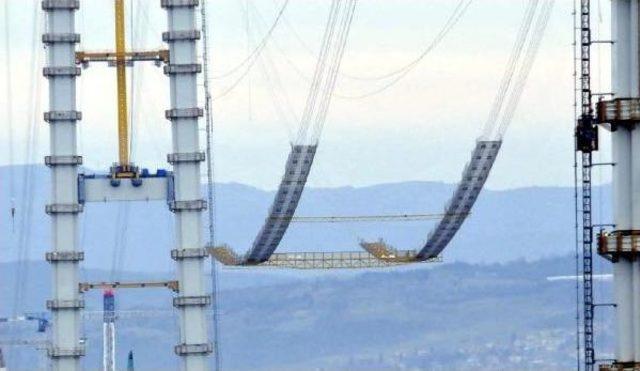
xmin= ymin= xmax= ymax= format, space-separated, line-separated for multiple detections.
xmin=612 ymin=0 xmax=638 ymax=363
xmin=162 ymin=0 xmax=211 ymax=370
xmin=629 ymin=1 xmax=640 ymax=362
xmin=42 ymin=0 xmax=85 ymax=370
xmin=616 ymin=123 xmax=634 ymax=361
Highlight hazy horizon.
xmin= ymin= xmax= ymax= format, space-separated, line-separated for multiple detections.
xmin=0 ymin=0 xmax=616 ymax=191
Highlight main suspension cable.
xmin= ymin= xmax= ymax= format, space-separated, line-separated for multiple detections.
xmin=497 ymin=0 xmax=555 ymax=137
xmin=12 ymin=2 xmax=42 ymax=317
xmin=480 ymin=0 xmax=539 ymax=139
xmin=311 ymin=0 xmax=358 ymax=141
xmin=296 ymin=0 xmax=358 ymax=144
xmin=3 ymin=1 xmax=16 ymax=235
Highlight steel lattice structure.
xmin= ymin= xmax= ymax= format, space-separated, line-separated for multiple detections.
xmin=574 ymin=0 xmax=598 ymax=369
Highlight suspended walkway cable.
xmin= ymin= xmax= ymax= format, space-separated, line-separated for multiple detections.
xmin=275 ymin=0 xmax=472 ymax=82
xmin=334 ymin=0 xmax=473 ymax=99
xmin=211 ymin=0 xmax=289 ymax=80
xmin=343 ymin=0 xmax=472 ymax=80
xmin=268 ymin=0 xmax=474 ymax=99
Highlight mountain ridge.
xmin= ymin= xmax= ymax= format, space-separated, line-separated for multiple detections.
xmin=0 ymin=165 xmax=611 ymax=272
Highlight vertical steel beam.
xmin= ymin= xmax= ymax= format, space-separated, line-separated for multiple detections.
xmin=42 ymin=1 xmax=84 ymax=370
xmin=162 ymin=1 xmax=211 ymax=370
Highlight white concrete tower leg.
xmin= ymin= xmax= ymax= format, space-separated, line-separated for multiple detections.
xmin=612 ymin=0 xmax=636 ymax=363
xmin=41 ymin=0 xmax=84 ymax=370
xmin=629 ymin=0 xmax=640 ymax=362
xmin=162 ymin=0 xmax=211 ymax=370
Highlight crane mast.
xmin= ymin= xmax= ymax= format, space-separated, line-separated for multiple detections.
xmin=114 ymin=0 xmax=130 ymax=172
xmin=75 ymin=0 xmax=170 ymax=179
xmin=574 ymin=0 xmax=598 ymax=369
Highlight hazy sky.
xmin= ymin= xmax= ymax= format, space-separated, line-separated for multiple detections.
xmin=0 ymin=0 xmax=616 ymax=190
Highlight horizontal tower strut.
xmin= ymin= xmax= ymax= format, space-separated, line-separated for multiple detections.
xmin=78 ymin=281 xmax=179 ymax=293
xmin=75 ymin=50 xmax=170 ymax=65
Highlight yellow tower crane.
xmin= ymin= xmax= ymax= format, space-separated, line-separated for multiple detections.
xmin=75 ymin=1 xmax=169 ymax=178
xmin=114 ymin=0 xmax=131 ymax=176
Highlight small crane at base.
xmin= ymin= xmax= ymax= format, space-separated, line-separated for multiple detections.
xmin=127 ymin=350 xmax=134 ymax=371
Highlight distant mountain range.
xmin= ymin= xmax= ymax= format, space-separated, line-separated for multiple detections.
xmin=0 ymin=164 xmax=615 ymax=369
xmin=0 ymin=256 xmax=612 ymax=370
xmin=0 ymin=165 xmax=611 ymax=272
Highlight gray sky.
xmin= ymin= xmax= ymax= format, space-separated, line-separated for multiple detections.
xmin=0 ymin=0 xmax=615 ymax=190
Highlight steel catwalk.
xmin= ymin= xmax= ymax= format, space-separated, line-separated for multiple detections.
xmin=416 ymin=140 xmax=502 ymax=260
xmin=246 ymin=145 xmax=317 ymax=263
